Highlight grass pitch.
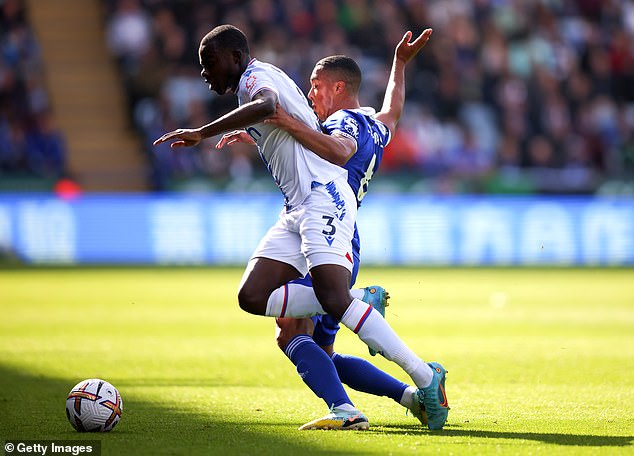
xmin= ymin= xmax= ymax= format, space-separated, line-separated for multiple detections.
xmin=0 ymin=267 xmax=633 ymax=455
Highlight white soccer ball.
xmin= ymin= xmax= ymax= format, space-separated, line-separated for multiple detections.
xmin=65 ymin=378 xmax=123 ymax=432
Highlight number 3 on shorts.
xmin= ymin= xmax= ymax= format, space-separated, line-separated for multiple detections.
xmin=322 ymin=216 xmax=336 ymax=236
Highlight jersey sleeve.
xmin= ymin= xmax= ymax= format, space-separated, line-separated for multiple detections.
xmin=373 ymin=118 xmax=392 ymax=146
xmin=322 ymin=110 xmax=361 ymax=149
xmin=241 ymin=66 xmax=280 ymax=101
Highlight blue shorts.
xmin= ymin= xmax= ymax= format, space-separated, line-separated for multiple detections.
xmin=293 ymin=225 xmax=360 ymax=347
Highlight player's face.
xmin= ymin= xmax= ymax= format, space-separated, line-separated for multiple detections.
xmin=199 ymin=43 xmax=240 ymax=95
xmin=307 ymin=67 xmax=338 ymax=121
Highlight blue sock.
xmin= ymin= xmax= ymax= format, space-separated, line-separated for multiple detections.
xmin=285 ymin=335 xmax=352 ymax=409
xmin=332 ymin=352 xmax=408 ymax=404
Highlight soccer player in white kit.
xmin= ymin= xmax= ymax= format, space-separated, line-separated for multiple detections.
xmin=154 ymin=25 xmax=449 ymax=431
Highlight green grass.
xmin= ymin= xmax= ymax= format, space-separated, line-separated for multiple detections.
xmin=0 ymin=267 xmax=633 ymax=455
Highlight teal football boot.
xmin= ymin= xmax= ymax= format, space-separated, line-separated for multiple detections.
xmin=361 ymin=286 xmax=389 ymax=356
xmin=415 ymin=362 xmax=449 ymax=430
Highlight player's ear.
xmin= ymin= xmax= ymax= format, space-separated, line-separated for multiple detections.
xmin=335 ymin=81 xmax=345 ymax=94
xmin=231 ymin=49 xmax=243 ymax=65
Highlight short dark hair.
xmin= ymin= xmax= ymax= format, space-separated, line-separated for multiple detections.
xmin=200 ymin=24 xmax=250 ymax=55
xmin=315 ymin=55 xmax=362 ymax=94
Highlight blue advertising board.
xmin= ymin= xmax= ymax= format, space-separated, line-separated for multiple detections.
xmin=0 ymin=194 xmax=632 ymax=266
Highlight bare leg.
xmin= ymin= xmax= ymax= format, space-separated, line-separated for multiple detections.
xmin=309 ymin=264 xmax=353 ymax=320
xmin=238 ymin=257 xmax=301 ymax=315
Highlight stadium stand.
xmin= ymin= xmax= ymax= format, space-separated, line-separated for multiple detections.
xmin=0 ymin=0 xmax=65 ymax=190
xmin=100 ymin=0 xmax=633 ymax=194
xmin=27 ymin=0 xmax=148 ymax=191
xmin=0 ymin=0 xmax=148 ymax=191
xmin=2 ymin=0 xmax=633 ymax=194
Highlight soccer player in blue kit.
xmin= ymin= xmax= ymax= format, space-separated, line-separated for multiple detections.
xmin=154 ymin=25 xmax=449 ymax=432
xmin=217 ymin=30 xmax=441 ymax=431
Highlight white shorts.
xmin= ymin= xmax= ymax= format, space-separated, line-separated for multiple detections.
xmin=250 ymin=174 xmax=357 ymax=276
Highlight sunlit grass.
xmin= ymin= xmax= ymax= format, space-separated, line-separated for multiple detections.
xmin=1 ymin=267 xmax=632 ymax=455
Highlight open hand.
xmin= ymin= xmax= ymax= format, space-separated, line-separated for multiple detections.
xmin=153 ymin=129 xmax=202 ymax=148
xmin=215 ymin=130 xmax=256 ymax=148
xmin=395 ymin=28 xmax=433 ymax=64
xmin=264 ymin=104 xmax=294 ymax=129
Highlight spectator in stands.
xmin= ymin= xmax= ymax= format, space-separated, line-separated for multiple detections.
xmin=25 ymin=110 xmax=65 ymax=178
xmin=100 ymin=0 xmax=633 ymax=194
xmin=1 ymin=0 xmax=67 ymax=182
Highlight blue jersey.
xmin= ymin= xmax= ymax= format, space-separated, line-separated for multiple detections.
xmin=322 ymin=108 xmax=391 ymax=208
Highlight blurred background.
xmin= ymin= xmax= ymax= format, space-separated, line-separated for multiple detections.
xmin=0 ymin=0 xmax=633 ymax=265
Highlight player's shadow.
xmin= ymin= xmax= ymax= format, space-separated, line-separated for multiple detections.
xmin=374 ymin=424 xmax=633 ymax=447
xmin=0 ymin=365 xmax=339 ymax=456
xmin=3 ymin=365 xmax=632 ymax=452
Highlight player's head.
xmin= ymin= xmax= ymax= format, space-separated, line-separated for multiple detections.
xmin=308 ymin=55 xmax=361 ymax=121
xmin=199 ymin=24 xmax=250 ymax=95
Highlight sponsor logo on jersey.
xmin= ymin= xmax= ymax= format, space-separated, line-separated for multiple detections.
xmin=246 ymin=75 xmax=257 ymax=90
xmin=343 ymin=117 xmax=359 ymax=139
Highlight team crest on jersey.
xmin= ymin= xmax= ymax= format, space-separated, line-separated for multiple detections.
xmin=246 ymin=75 xmax=257 ymax=90
xmin=343 ymin=117 xmax=359 ymax=139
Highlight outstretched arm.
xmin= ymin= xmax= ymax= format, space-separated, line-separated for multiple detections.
xmin=153 ymin=90 xmax=277 ymax=148
xmin=374 ymin=28 xmax=433 ymax=135
xmin=266 ymin=30 xmax=435 ymax=164
xmin=265 ymin=105 xmax=356 ymax=166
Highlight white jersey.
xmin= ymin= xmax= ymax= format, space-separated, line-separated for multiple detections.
xmin=236 ymin=59 xmax=346 ymax=209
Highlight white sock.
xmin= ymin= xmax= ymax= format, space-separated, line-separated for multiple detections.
xmin=265 ymin=285 xmax=367 ymax=318
xmin=400 ymin=386 xmax=418 ymax=409
xmin=350 ymin=289 xmax=365 ymax=300
xmin=265 ymin=283 xmax=325 ymax=317
xmin=332 ymin=403 xmax=357 ymax=413
xmin=340 ymin=298 xmax=434 ymax=388
xmin=410 ymin=361 xmax=434 ymax=388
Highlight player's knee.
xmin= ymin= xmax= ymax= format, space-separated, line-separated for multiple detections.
xmin=313 ymin=287 xmax=350 ymax=320
xmin=276 ymin=329 xmax=293 ymax=352
xmin=237 ymin=283 xmax=266 ymax=315
xmin=310 ymin=265 xmax=352 ymax=319
xmin=276 ymin=318 xmax=313 ymax=352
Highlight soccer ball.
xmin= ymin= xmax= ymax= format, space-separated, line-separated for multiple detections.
xmin=65 ymin=379 xmax=123 ymax=432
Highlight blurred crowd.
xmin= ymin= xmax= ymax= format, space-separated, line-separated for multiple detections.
xmin=0 ymin=0 xmax=66 ymax=182
xmin=102 ymin=0 xmax=634 ymax=194
xmin=4 ymin=0 xmax=632 ymax=194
